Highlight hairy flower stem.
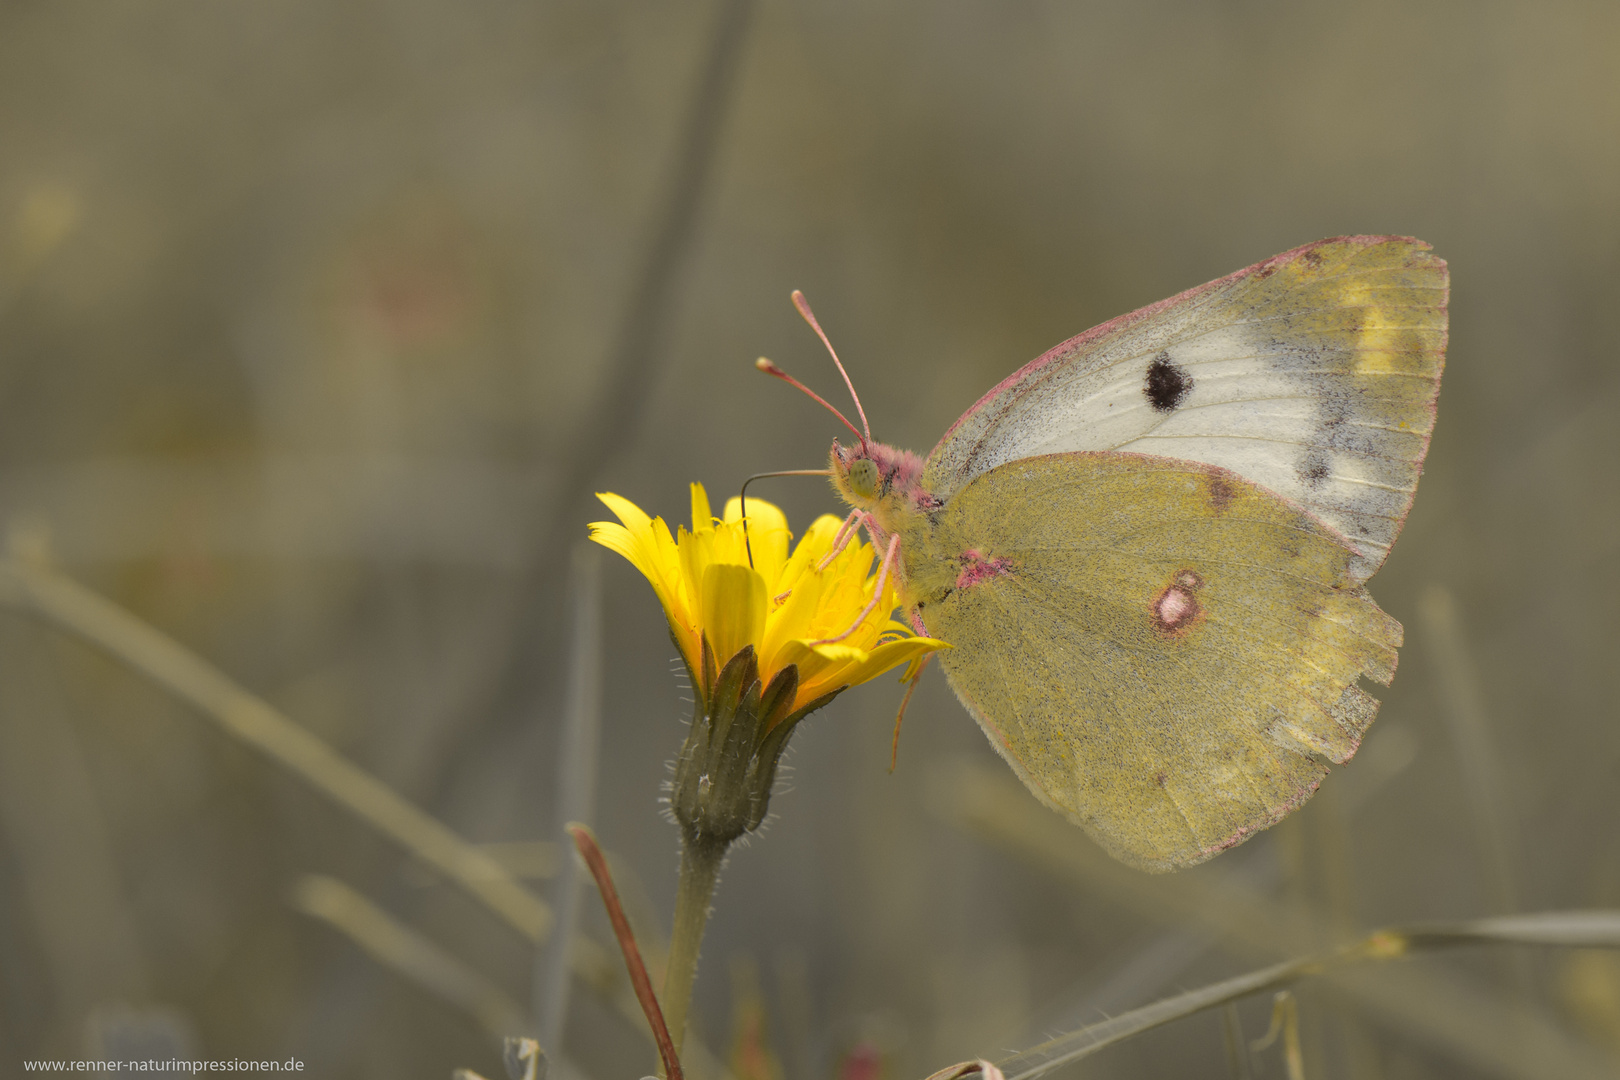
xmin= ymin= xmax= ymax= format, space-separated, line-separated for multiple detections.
xmin=660 ymin=832 xmax=726 ymax=1059
xmin=658 ymin=640 xmax=844 ymax=1070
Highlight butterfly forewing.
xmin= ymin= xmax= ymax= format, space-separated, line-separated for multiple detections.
xmin=922 ymin=236 xmax=1448 ymax=583
xmin=905 ymin=452 xmax=1402 ymax=871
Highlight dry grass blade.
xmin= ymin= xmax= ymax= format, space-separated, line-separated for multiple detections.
xmin=1420 ymin=584 xmax=1519 ymax=916
xmin=0 ymin=559 xmax=628 ymax=989
xmin=1249 ymin=992 xmax=1305 ymax=1080
xmin=536 ymin=544 xmax=605 ymax=1046
xmin=1035 ymin=725 xmax=1418 ymax=1035
xmin=0 ymin=560 xmax=555 ymax=945
xmin=993 ymin=954 xmax=1316 ymax=1079
xmin=0 ymin=616 xmax=151 ymax=1011
xmin=569 ymin=823 xmax=683 ymax=1080
xmin=930 ymin=759 xmax=1620 ymax=1080
xmin=292 ymin=874 xmax=526 ymax=1039
xmin=1219 ymin=1003 xmax=1252 ymax=1080
xmin=977 ymin=913 xmax=1620 ymax=1080
xmin=506 ymin=1036 xmax=547 ymax=1080
xmin=0 ymin=562 xmax=736 ymax=1075
xmin=921 ymin=1060 xmax=1006 ymax=1080
xmin=1402 ymin=911 xmax=1620 ymax=949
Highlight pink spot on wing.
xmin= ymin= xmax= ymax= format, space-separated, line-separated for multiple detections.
xmin=1158 ymin=589 xmax=1192 ymax=623
xmin=1151 ymin=569 xmax=1205 ymax=637
xmin=955 ymin=549 xmax=1014 ymax=590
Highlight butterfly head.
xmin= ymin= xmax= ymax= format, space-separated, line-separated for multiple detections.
xmin=757 ymin=290 xmax=933 ymax=526
xmin=829 ymin=438 xmax=926 ymax=524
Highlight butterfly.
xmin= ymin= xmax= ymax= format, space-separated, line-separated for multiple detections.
xmin=764 ymin=235 xmax=1447 ymax=872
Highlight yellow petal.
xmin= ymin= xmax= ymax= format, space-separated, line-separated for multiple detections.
xmin=775 ymin=639 xmax=865 ymax=701
xmin=701 ymin=562 xmax=767 ymax=667
xmin=592 ymin=493 xmax=706 ymax=674
xmin=759 ymin=568 xmax=828 ymax=664
xmin=591 ymin=494 xmax=681 ymax=616
xmin=690 ymin=482 xmax=714 ymax=534
xmin=593 ymin=486 xmax=950 ymax=715
xmin=596 ymin=491 xmax=646 ymax=526
xmin=778 ymin=634 xmax=949 ymax=707
xmin=586 ymin=519 xmax=641 ymax=569
xmin=775 ymin=514 xmax=845 ymax=594
xmin=711 ymin=517 xmax=750 ymax=569
xmin=722 ymin=495 xmax=791 ymax=583
xmin=803 ymin=545 xmax=877 ymax=640
xmin=679 ymin=523 xmax=721 ymax=613
xmin=899 ymin=651 xmax=932 ymax=683
xmin=831 ymin=636 xmax=950 ymax=688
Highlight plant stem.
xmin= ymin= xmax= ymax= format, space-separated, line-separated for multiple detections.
xmin=660 ymin=832 xmax=727 ymax=1061
xmin=569 ymin=825 xmax=683 ymax=1080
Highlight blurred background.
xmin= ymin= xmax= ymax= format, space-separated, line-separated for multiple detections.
xmin=1 ymin=0 xmax=1617 ymax=1077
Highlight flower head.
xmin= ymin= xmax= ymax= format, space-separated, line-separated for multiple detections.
xmin=590 ymin=483 xmax=946 ymax=720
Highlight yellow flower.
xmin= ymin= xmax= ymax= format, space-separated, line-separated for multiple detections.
xmin=590 ymin=483 xmax=947 ymax=720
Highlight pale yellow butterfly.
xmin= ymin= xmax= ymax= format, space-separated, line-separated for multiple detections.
xmin=765 ymin=236 xmax=1446 ymax=871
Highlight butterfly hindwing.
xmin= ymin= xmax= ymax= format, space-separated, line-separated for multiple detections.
xmin=922 ymin=236 xmax=1448 ymax=582
xmin=902 ymin=451 xmax=1402 ymax=871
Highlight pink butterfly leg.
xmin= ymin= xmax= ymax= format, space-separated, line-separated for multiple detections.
xmin=809 ymin=534 xmax=900 ymax=647
xmin=889 ymin=651 xmax=933 ymax=773
xmin=815 ymin=509 xmax=865 ymax=571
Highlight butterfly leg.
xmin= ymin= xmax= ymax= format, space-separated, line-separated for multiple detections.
xmin=888 ymin=652 xmax=933 ymax=773
xmin=809 ymin=533 xmax=900 ymax=647
xmin=815 ymin=509 xmax=865 ymax=571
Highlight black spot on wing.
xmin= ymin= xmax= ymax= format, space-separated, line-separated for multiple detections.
xmin=1299 ymin=453 xmax=1330 ymax=487
xmin=1144 ymin=352 xmax=1194 ymax=412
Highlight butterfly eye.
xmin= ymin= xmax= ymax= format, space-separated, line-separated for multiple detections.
xmin=847 ymin=458 xmax=879 ymax=499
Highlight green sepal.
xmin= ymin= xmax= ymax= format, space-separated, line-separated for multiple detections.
xmin=670 ymin=637 xmax=847 ymax=845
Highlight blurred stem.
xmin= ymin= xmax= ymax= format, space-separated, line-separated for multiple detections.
xmin=570 ymin=824 xmax=683 ymax=1080
xmin=0 ymin=557 xmax=743 ymax=1077
xmin=291 ymin=874 xmax=525 ymax=1038
xmin=0 ymin=559 xmax=557 ymax=946
xmin=662 ymin=833 xmax=727 ymax=1063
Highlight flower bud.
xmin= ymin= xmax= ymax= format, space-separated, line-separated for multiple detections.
xmin=670 ymin=639 xmax=842 ymax=847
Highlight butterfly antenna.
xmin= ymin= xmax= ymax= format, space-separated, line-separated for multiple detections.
xmin=791 ymin=290 xmax=872 ymax=446
xmin=738 ymin=468 xmax=832 ymax=569
xmin=755 ymin=357 xmax=864 ymax=444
